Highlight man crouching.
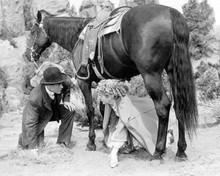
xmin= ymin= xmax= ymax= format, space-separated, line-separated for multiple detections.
xmin=18 ymin=66 xmax=75 ymax=150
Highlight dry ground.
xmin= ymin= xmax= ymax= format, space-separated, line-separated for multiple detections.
xmin=0 ymin=102 xmax=220 ymax=176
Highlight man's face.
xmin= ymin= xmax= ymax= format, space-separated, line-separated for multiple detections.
xmin=47 ymin=83 xmax=63 ymax=94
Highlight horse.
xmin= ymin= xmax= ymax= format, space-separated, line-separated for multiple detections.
xmin=24 ymin=4 xmax=198 ymax=161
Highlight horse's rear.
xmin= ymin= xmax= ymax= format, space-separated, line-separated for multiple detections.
xmin=109 ymin=4 xmax=198 ymax=160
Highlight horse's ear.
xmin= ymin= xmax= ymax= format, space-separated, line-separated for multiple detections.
xmin=37 ymin=11 xmax=42 ymax=23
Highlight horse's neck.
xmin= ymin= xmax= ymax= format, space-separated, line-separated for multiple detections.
xmin=45 ymin=18 xmax=85 ymax=52
xmin=48 ymin=30 xmax=77 ymax=52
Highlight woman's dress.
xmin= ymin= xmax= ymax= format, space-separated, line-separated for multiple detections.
xmin=103 ymin=95 xmax=158 ymax=155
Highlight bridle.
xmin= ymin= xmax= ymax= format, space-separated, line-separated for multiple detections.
xmin=26 ymin=22 xmax=49 ymax=67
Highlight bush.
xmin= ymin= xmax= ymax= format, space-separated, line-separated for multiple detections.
xmin=22 ymin=62 xmax=36 ymax=94
xmin=130 ymin=75 xmax=148 ymax=97
xmin=129 ymin=71 xmax=171 ymax=99
xmin=0 ymin=67 xmax=8 ymax=116
xmin=0 ymin=67 xmax=8 ymax=89
xmin=195 ymin=61 xmax=220 ymax=101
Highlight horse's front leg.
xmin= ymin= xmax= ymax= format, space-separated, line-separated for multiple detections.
xmin=142 ymin=73 xmax=171 ymax=160
xmin=77 ymin=79 xmax=96 ymax=151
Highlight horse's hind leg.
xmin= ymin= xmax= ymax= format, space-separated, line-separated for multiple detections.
xmin=141 ymin=72 xmax=171 ymax=160
xmin=176 ymin=117 xmax=187 ymax=161
xmin=77 ymin=79 xmax=96 ymax=151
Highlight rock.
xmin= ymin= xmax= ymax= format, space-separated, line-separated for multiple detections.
xmin=1 ymin=0 xmax=25 ymax=37
xmin=4 ymin=86 xmax=24 ymax=111
xmin=119 ymin=0 xmax=159 ymax=7
xmin=0 ymin=2 xmax=3 ymax=36
xmin=0 ymin=34 xmax=27 ymax=111
xmin=31 ymin=0 xmax=71 ymax=18
xmin=0 ymin=35 xmax=27 ymax=91
xmin=23 ymin=0 xmax=34 ymax=30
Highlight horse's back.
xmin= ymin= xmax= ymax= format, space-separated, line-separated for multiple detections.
xmin=124 ymin=4 xmax=180 ymax=21
xmin=122 ymin=4 xmax=176 ymax=42
xmin=121 ymin=4 xmax=177 ymax=71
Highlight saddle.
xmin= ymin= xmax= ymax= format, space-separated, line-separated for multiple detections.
xmin=78 ymin=6 xmax=131 ymax=79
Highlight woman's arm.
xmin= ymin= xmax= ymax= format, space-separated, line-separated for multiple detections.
xmin=102 ymin=103 xmax=112 ymax=133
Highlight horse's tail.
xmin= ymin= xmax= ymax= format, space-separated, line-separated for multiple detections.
xmin=169 ymin=8 xmax=198 ymax=139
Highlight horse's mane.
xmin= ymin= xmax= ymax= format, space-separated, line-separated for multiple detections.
xmin=43 ymin=17 xmax=91 ymax=51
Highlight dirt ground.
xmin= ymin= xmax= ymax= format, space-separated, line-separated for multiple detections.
xmin=0 ymin=103 xmax=220 ymax=176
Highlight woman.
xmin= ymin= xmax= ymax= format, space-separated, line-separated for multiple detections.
xmin=96 ymin=79 xmax=159 ymax=168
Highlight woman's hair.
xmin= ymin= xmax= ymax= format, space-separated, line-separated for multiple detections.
xmin=96 ymin=79 xmax=130 ymax=99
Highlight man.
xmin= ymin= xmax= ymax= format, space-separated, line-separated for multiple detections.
xmin=18 ymin=67 xmax=75 ymax=149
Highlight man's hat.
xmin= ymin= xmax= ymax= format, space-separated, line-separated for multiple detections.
xmin=40 ymin=66 xmax=66 ymax=85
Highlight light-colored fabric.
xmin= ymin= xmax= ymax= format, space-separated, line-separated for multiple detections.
xmin=79 ymin=7 xmax=129 ymax=40
xmin=104 ymin=95 xmax=158 ymax=155
xmin=119 ymin=95 xmax=158 ymax=155
xmin=106 ymin=118 xmax=128 ymax=148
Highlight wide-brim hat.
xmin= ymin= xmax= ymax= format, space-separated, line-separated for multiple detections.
xmin=40 ymin=66 xmax=67 ymax=85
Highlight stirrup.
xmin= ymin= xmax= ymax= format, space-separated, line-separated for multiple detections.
xmin=76 ymin=64 xmax=90 ymax=80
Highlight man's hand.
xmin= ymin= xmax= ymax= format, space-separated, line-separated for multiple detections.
xmin=64 ymin=102 xmax=75 ymax=111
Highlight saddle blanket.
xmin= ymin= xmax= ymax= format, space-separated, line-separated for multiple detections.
xmin=79 ymin=7 xmax=130 ymax=40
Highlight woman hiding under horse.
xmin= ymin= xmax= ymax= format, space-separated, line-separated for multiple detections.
xmin=24 ymin=4 xmax=198 ymax=161
xmin=96 ymin=79 xmax=159 ymax=168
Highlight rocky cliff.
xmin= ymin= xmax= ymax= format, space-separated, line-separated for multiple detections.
xmin=0 ymin=0 xmax=75 ymax=113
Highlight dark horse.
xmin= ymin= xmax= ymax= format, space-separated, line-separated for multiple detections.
xmin=25 ymin=4 xmax=198 ymax=161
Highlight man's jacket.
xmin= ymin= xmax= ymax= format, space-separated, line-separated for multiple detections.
xmin=21 ymin=80 xmax=71 ymax=149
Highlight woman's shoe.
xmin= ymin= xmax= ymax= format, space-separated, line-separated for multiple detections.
xmin=119 ymin=144 xmax=135 ymax=154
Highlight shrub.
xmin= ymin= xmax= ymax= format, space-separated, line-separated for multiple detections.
xmin=0 ymin=67 xmax=8 ymax=116
xmin=22 ymin=62 xmax=36 ymax=94
xmin=129 ymin=71 xmax=171 ymax=99
xmin=130 ymin=75 xmax=148 ymax=97
xmin=0 ymin=67 xmax=8 ymax=89
xmin=195 ymin=61 xmax=220 ymax=101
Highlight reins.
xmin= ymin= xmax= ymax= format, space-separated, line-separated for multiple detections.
xmin=26 ymin=22 xmax=49 ymax=68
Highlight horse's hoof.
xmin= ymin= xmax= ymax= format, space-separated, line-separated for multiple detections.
xmin=175 ymin=155 xmax=188 ymax=162
xmin=150 ymin=153 xmax=163 ymax=161
xmin=175 ymin=152 xmax=188 ymax=162
xmin=86 ymin=144 xmax=96 ymax=151
xmin=150 ymin=154 xmax=164 ymax=166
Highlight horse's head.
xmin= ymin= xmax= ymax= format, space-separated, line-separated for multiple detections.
xmin=24 ymin=11 xmax=52 ymax=62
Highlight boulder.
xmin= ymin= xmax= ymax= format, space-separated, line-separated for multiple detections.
xmin=0 ymin=34 xmax=27 ymax=111
xmin=4 ymin=86 xmax=24 ymax=111
xmin=0 ymin=3 xmax=3 ymax=36
xmin=23 ymin=0 xmax=34 ymax=30
xmin=1 ymin=0 xmax=25 ymax=37
xmin=31 ymin=0 xmax=71 ymax=18
xmin=78 ymin=0 xmax=112 ymax=18
xmin=119 ymin=0 xmax=159 ymax=7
